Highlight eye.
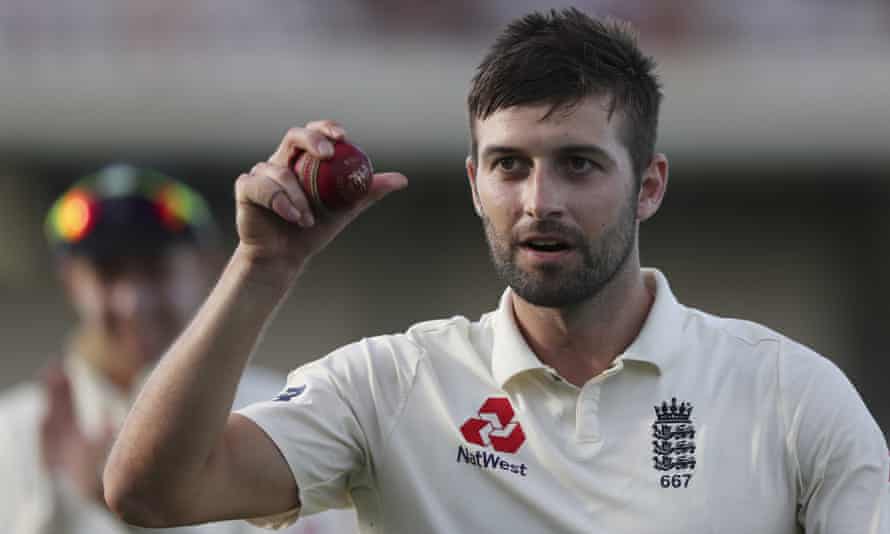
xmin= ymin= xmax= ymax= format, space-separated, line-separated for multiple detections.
xmin=495 ymin=156 xmax=519 ymax=172
xmin=566 ymin=156 xmax=596 ymax=174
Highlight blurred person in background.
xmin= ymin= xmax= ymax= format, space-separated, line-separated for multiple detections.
xmin=103 ymin=8 xmax=887 ymax=534
xmin=0 ymin=165 xmax=357 ymax=533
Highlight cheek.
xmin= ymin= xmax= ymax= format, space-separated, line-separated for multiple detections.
xmin=165 ymin=268 xmax=207 ymax=320
xmin=476 ymin=178 xmax=518 ymax=228
xmin=70 ymin=278 xmax=108 ymax=323
xmin=158 ymin=250 xmax=212 ymax=320
xmin=581 ymin=179 xmax=635 ymax=226
xmin=167 ymin=280 xmax=201 ymax=319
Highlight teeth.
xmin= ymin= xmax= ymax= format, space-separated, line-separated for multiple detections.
xmin=529 ymin=240 xmax=560 ymax=246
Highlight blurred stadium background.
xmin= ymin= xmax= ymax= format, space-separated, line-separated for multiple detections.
xmin=1 ymin=1 xmax=888 ymax=434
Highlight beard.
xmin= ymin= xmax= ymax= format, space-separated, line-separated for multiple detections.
xmin=481 ymin=194 xmax=637 ymax=309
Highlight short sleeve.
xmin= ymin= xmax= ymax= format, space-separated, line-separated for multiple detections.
xmin=235 ymin=335 xmax=422 ymax=528
xmin=781 ymin=342 xmax=889 ymax=533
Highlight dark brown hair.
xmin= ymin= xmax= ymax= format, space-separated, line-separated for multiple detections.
xmin=468 ymin=8 xmax=662 ymax=181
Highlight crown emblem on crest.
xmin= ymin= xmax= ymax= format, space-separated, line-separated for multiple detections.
xmin=654 ymin=397 xmax=693 ymax=424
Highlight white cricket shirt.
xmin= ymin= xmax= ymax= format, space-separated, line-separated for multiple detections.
xmin=239 ymin=269 xmax=889 ymax=533
xmin=0 ymin=353 xmax=356 ymax=534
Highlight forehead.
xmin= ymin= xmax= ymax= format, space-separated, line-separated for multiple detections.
xmin=474 ymin=94 xmax=626 ymax=158
xmin=77 ymin=245 xmax=203 ymax=281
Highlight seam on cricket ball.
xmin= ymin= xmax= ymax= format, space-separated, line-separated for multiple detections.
xmin=301 ymin=155 xmax=325 ymax=214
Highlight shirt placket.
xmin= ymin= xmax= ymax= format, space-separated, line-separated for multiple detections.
xmin=575 ymin=359 xmax=624 ymax=443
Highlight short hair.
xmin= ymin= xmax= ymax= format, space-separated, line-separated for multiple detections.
xmin=468 ymin=8 xmax=663 ymax=181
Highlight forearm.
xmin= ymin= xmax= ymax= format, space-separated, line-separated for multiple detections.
xmin=104 ymin=245 xmax=300 ymax=517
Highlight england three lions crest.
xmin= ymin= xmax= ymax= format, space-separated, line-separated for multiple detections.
xmin=652 ymin=397 xmax=696 ymax=472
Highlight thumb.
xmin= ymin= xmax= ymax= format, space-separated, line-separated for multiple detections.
xmin=366 ymin=172 xmax=409 ymax=203
xmin=342 ymin=172 xmax=408 ymax=220
xmin=319 ymin=172 xmax=408 ymax=232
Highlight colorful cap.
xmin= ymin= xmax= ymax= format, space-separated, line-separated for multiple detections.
xmin=46 ymin=164 xmax=217 ymax=260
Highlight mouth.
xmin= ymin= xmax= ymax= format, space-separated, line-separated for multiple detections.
xmin=517 ymin=236 xmax=575 ymax=259
xmin=521 ymin=240 xmax=571 ymax=252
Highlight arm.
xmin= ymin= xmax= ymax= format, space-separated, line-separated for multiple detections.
xmin=784 ymin=345 xmax=889 ymax=532
xmin=102 ymin=121 xmax=407 ymax=527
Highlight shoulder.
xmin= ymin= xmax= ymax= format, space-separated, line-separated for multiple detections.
xmin=681 ymin=307 xmax=834 ymax=376
xmin=679 ymin=308 xmax=863 ymax=409
xmin=692 ymin=308 xmax=881 ymax=436
xmin=0 ymin=381 xmax=44 ymax=428
xmin=0 ymin=382 xmax=43 ymax=470
xmin=233 ymin=366 xmax=287 ymax=409
xmin=697 ymin=310 xmax=856 ymax=405
xmin=685 ymin=307 xmax=785 ymax=353
xmin=404 ymin=314 xmax=482 ymax=357
xmin=292 ymin=314 xmax=486 ymax=412
xmin=311 ymin=313 xmax=482 ymax=377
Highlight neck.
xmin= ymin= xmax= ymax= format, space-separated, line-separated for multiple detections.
xmin=71 ymin=328 xmax=138 ymax=392
xmin=511 ymin=263 xmax=654 ymax=388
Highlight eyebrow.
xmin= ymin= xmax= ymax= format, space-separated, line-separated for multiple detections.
xmin=479 ymin=145 xmax=521 ymax=162
xmin=480 ymin=143 xmax=615 ymax=167
xmin=555 ymin=144 xmax=614 ymax=165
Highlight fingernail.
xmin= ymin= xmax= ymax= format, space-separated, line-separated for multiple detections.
xmin=301 ymin=211 xmax=315 ymax=228
xmin=285 ymin=204 xmax=302 ymax=224
xmin=318 ymin=140 xmax=334 ymax=157
xmin=332 ymin=127 xmax=346 ymax=137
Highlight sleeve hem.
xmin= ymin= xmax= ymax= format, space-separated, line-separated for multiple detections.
xmin=234 ymin=407 xmax=305 ymax=529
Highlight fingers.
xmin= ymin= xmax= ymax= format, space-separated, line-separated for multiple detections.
xmin=247 ymin=120 xmax=351 ymax=227
xmin=39 ymin=361 xmax=79 ymax=461
xmin=41 ymin=361 xmax=75 ymax=419
xmin=306 ymin=119 xmax=346 ymax=141
xmin=235 ymin=170 xmax=314 ymax=228
xmin=244 ymin=121 xmax=408 ymax=235
xmin=251 ymin=162 xmax=315 ymax=227
xmin=267 ymin=121 xmax=347 ymax=168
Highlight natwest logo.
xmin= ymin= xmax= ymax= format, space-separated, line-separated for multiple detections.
xmin=460 ymin=397 xmax=526 ymax=453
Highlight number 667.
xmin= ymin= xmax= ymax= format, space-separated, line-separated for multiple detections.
xmin=660 ymin=474 xmax=692 ymax=488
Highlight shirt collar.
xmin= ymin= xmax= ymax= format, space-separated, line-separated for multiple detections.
xmin=64 ymin=350 xmax=148 ymax=435
xmin=491 ymin=288 xmax=548 ymax=388
xmin=620 ymin=268 xmax=687 ymax=372
xmin=491 ymin=268 xmax=687 ymax=387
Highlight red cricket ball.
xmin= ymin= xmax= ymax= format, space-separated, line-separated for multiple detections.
xmin=294 ymin=140 xmax=373 ymax=213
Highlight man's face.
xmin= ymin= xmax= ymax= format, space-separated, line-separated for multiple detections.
xmin=468 ymin=95 xmax=640 ymax=308
xmin=63 ymin=245 xmax=210 ymax=369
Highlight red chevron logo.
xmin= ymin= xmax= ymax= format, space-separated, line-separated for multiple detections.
xmin=460 ymin=397 xmax=526 ymax=453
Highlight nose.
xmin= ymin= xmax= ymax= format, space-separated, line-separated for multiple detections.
xmin=523 ymin=164 xmax=564 ymax=220
xmin=109 ymin=277 xmax=162 ymax=320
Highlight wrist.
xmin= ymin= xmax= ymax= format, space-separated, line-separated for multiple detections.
xmin=230 ymin=244 xmax=306 ymax=297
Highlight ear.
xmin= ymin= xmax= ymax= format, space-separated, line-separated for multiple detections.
xmin=637 ymin=153 xmax=669 ymax=222
xmin=466 ymin=156 xmax=483 ymax=218
xmin=57 ymin=257 xmax=80 ymax=303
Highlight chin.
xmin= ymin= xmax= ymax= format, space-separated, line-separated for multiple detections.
xmin=123 ymin=339 xmax=163 ymax=366
xmin=513 ymin=286 xmax=591 ymax=308
xmin=510 ymin=276 xmax=588 ymax=308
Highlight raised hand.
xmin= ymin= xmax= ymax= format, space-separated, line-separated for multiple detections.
xmin=234 ymin=120 xmax=408 ymax=272
xmin=39 ymin=361 xmax=116 ymax=504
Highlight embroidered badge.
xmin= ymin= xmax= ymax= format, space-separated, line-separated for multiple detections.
xmin=274 ymin=385 xmax=306 ymax=401
xmin=652 ymin=397 xmax=696 ymax=488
